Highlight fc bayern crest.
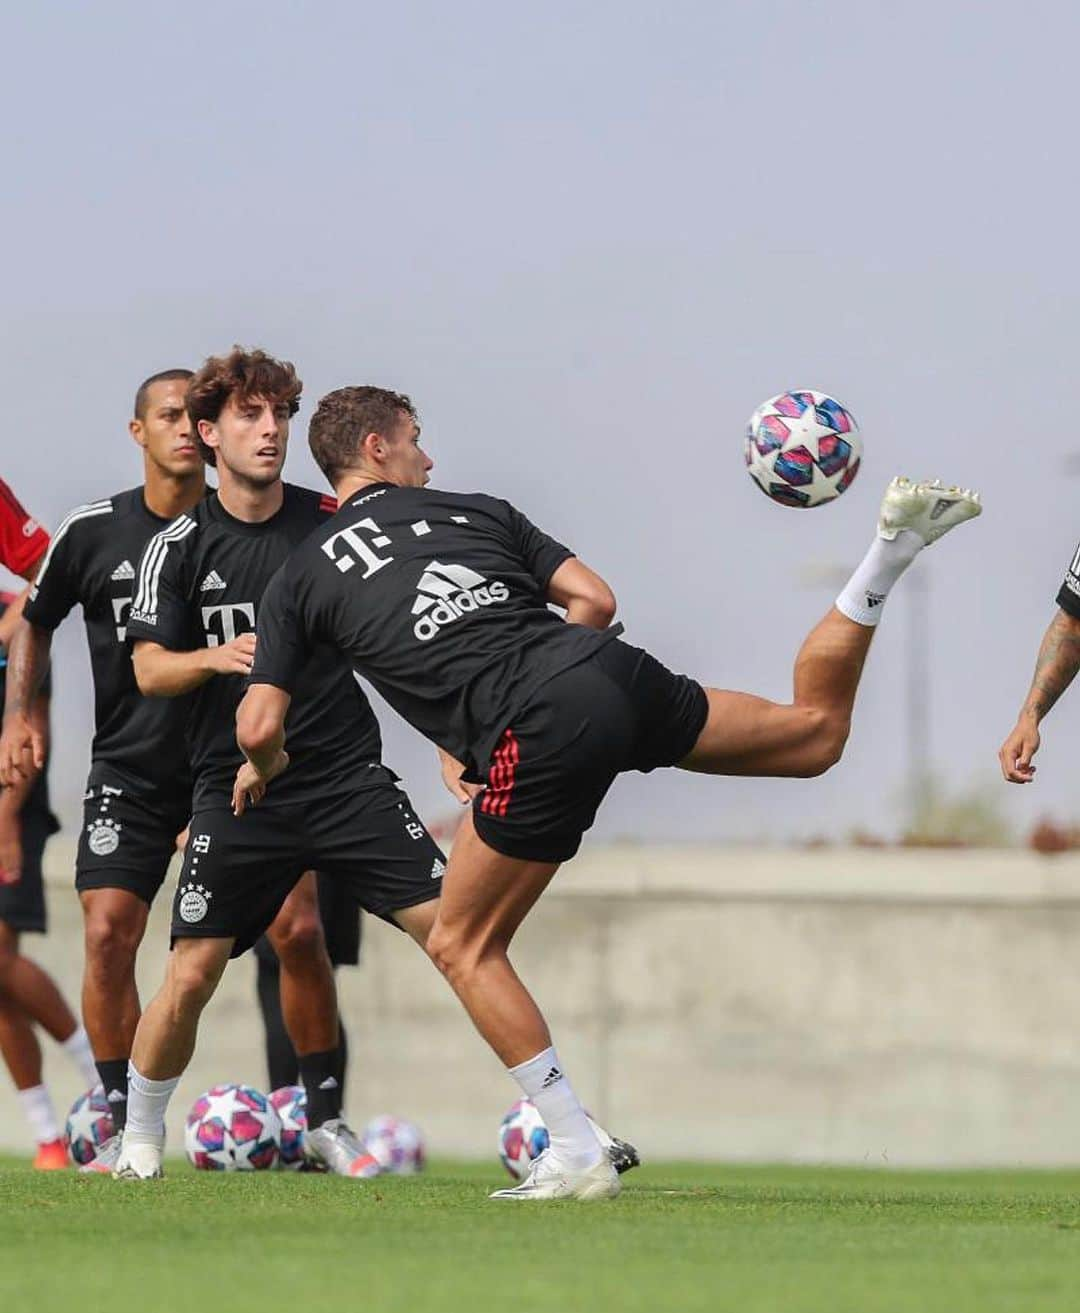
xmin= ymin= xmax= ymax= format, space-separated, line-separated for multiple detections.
xmin=87 ymin=821 xmax=120 ymax=856
xmin=178 ymin=883 xmax=212 ymax=923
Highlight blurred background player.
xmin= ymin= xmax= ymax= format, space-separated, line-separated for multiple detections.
xmin=0 ymin=490 xmax=97 ymax=1169
xmin=235 ymin=387 xmax=981 ymax=1201
xmin=999 ymin=539 xmax=1080 ymax=783
xmin=254 ymin=875 xmax=359 ymax=1096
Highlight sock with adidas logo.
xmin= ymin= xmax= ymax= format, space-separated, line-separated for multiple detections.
xmin=298 ymin=1048 xmax=343 ymax=1129
xmin=835 ymin=528 xmax=923 ymax=627
xmin=509 ymin=1046 xmax=603 ymax=1172
xmin=96 ymin=1058 xmax=130 ymax=1132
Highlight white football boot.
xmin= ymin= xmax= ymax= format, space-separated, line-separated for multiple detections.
xmin=489 ymin=1150 xmax=621 ymax=1202
xmin=112 ymin=1134 xmax=164 ymax=1180
xmin=585 ymin=1115 xmax=641 ymax=1175
xmin=878 ymin=477 xmax=981 ymax=546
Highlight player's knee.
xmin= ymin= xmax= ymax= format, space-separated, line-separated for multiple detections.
xmin=268 ymin=911 xmax=325 ymax=965
xmin=426 ymin=923 xmax=484 ymax=984
xmin=84 ymin=911 xmax=142 ymax=974
xmin=166 ymin=952 xmax=222 ymax=1015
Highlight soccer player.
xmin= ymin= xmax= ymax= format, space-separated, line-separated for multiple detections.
xmin=235 ymin=386 xmax=983 ymax=1201
xmin=0 ymin=376 xmax=342 ymax=1172
xmin=999 ymin=543 xmax=1080 ymax=782
xmin=113 ymin=348 xmax=447 ymax=1181
xmin=0 ymin=491 xmax=98 ymax=1168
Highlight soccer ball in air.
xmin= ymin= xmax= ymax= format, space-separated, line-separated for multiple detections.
xmin=745 ymin=390 xmax=861 ymax=508
xmin=498 ymin=1098 xmax=549 ymax=1180
xmin=362 ymin=1115 xmax=426 ymax=1174
xmin=268 ymin=1085 xmax=307 ymax=1170
xmin=184 ymin=1084 xmax=282 ymax=1171
xmin=65 ymin=1086 xmax=115 ymax=1166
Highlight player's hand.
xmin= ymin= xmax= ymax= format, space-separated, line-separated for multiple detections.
xmin=232 ymin=750 xmax=289 ymax=816
xmin=0 ymin=711 xmax=45 ymax=787
xmin=438 ymin=748 xmax=482 ymax=805
xmin=174 ymin=825 xmax=190 ymax=854
xmin=999 ymin=716 xmax=1040 ymax=783
xmin=0 ymin=810 xmax=22 ymax=885
xmin=206 ymin=632 xmax=257 ymax=678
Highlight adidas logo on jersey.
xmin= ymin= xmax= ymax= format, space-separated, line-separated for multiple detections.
xmin=110 ymin=559 xmax=135 ymax=581
xmin=200 ymin=569 xmax=227 ymax=592
xmin=410 ymin=561 xmax=510 ymax=642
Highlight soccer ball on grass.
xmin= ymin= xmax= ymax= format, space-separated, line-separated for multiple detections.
xmin=498 ymin=1098 xmax=550 ymax=1180
xmin=65 ymin=1086 xmax=115 ymax=1166
xmin=362 ymin=1115 xmax=425 ymax=1174
xmin=268 ymin=1084 xmax=308 ymax=1170
xmin=184 ymin=1083 xmax=281 ymax=1170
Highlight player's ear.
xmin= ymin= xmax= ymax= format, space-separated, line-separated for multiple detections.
xmin=128 ymin=418 xmax=146 ymax=450
xmin=197 ymin=418 xmax=219 ymax=453
xmin=360 ymin=431 xmax=382 ymax=463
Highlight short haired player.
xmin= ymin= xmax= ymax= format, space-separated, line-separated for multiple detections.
xmin=235 ymin=385 xmax=982 ymax=1201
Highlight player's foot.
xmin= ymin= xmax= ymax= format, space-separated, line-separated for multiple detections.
xmin=112 ymin=1136 xmax=164 ymax=1180
xmin=79 ymin=1135 xmax=122 ymax=1174
xmin=585 ymin=1116 xmax=641 ymax=1175
xmin=304 ymin=1119 xmax=382 ymax=1178
xmin=32 ymin=1138 xmax=70 ymax=1171
xmin=489 ymin=1150 xmax=621 ymax=1201
xmin=878 ymin=477 xmax=981 ymax=547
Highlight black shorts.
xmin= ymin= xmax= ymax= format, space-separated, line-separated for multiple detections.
xmin=472 ymin=639 xmax=708 ymax=864
xmin=75 ymin=778 xmax=190 ymax=906
xmin=172 ymin=773 xmax=445 ymax=957
xmin=0 ymin=812 xmax=54 ymax=934
xmin=253 ymin=872 xmax=363 ymax=968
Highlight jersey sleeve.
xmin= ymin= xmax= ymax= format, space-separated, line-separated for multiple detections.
xmin=250 ymin=566 xmax=311 ymax=693
xmin=0 ymin=480 xmax=49 ymax=579
xmin=127 ymin=517 xmax=197 ymax=649
xmin=23 ymin=513 xmax=83 ymax=630
xmin=1057 ymin=541 xmax=1080 ymax=619
xmin=499 ymin=500 xmax=574 ymax=590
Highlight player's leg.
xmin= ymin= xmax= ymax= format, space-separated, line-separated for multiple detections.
xmin=682 ymin=477 xmax=982 ymax=778
xmin=0 ymin=919 xmax=94 ymax=1073
xmin=79 ymin=886 xmax=149 ymax=1136
xmin=0 ymin=987 xmax=67 ymax=1168
xmin=254 ymin=949 xmax=299 ymax=1088
xmin=116 ymin=935 xmax=234 ymax=1179
xmin=264 ymin=873 xmax=343 ymax=1128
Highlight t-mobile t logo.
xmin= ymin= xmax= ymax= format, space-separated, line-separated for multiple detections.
xmin=111 ymin=595 xmax=132 ymax=642
xmin=321 ymin=518 xmax=395 ymax=579
xmin=201 ymin=602 xmax=255 ymax=646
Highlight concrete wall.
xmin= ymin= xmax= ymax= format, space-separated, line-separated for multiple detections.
xmin=4 ymin=843 xmax=1080 ymax=1166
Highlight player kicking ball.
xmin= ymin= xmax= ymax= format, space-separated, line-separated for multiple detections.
xmin=233 ymin=387 xmax=982 ymax=1201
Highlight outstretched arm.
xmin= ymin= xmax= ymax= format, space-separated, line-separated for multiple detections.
xmin=999 ymin=608 xmax=1080 ymax=783
xmin=0 ymin=620 xmax=53 ymax=784
xmin=133 ymin=635 xmax=256 ymax=696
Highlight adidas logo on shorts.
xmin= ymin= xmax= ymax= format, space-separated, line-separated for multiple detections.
xmin=410 ymin=561 xmax=509 ymax=642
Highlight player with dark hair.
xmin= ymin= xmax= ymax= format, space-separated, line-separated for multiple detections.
xmin=233 ymin=385 xmax=982 ymax=1200
xmin=0 ymin=493 xmax=98 ymax=1167
xmin=113 ymin=348 xmax=447 ymax=1181
xmin=0 ymin=374 xmax=345 ymax=1172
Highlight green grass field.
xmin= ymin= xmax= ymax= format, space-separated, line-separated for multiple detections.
xmin=2 ymin=1158 xmax=1080 ymax=1313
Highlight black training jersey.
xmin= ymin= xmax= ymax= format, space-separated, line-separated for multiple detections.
xmin=23 ymin=487 xmax=193 ymax=801
xmin=250 ymin=483 xmax=619 ymax=776
xmin=125 ymin=484 xmax=384 ymax=812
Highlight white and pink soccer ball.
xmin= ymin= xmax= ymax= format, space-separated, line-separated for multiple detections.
xmin=268 ymin=1084 xmax=308 ymax=1170
xmin=362 ymin=1115 xmax=425 ymax=1174
xmin=184 ymin=1084 xmax=281 ymax=1171
xmin=745 ymin=390 xmax=862 ymax=509
xmin=497 ymin=1098 xmax=550 ymax=1180
xmin=65 ymin=1086 xmax=115 ymax=1166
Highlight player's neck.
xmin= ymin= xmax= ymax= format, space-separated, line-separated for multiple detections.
xmin=215 ymin=472 xmax=285 ymax=524
xmin=334 ymin=472 xmax=397 ymax=502
xmin=142 ymin=467 xmax=206 ymax=521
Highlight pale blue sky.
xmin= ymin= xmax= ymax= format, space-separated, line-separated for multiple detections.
xmin=3 ymin=0 xmax=1077 ymax=842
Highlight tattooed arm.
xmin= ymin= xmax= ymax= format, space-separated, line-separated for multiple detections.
xmin=999 ymin=608 xmax=1080 ymax=783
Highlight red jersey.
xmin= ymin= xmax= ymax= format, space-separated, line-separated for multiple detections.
xmin=0 ymin=479 xmax=49 ymax=578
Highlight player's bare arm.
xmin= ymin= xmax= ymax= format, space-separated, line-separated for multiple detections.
xmin=0 ymin=691 xmax=49 ymax=883
xmin=132 ymin=633 xmax=256 ymax=696
xmin=999 ymin=608 xmax=1080 ymax=783
xmin=546 ymin=559 xmax=616 ymax=630
xmin=0 ymin=621 xmax=52 ymax=784
xmin=233 ymin=684 xmax=292 ymax=814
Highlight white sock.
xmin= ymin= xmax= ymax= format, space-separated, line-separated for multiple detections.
xmin=61 ymin=1025 xmax=98 ymax=1087
xmin=509 ymin=1046 xmax=603 ymax=1171
xmin=17 ymin=1084 xmax=60 ymax=1145
xmin=125 ymin=1063 xmax=180 ymax=1144
xmin=835 ymin=529 xmax=923 ymax=627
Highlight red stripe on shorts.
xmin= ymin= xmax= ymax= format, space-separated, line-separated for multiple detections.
xmin=481 ymin=730 xmax=519 ymax=817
